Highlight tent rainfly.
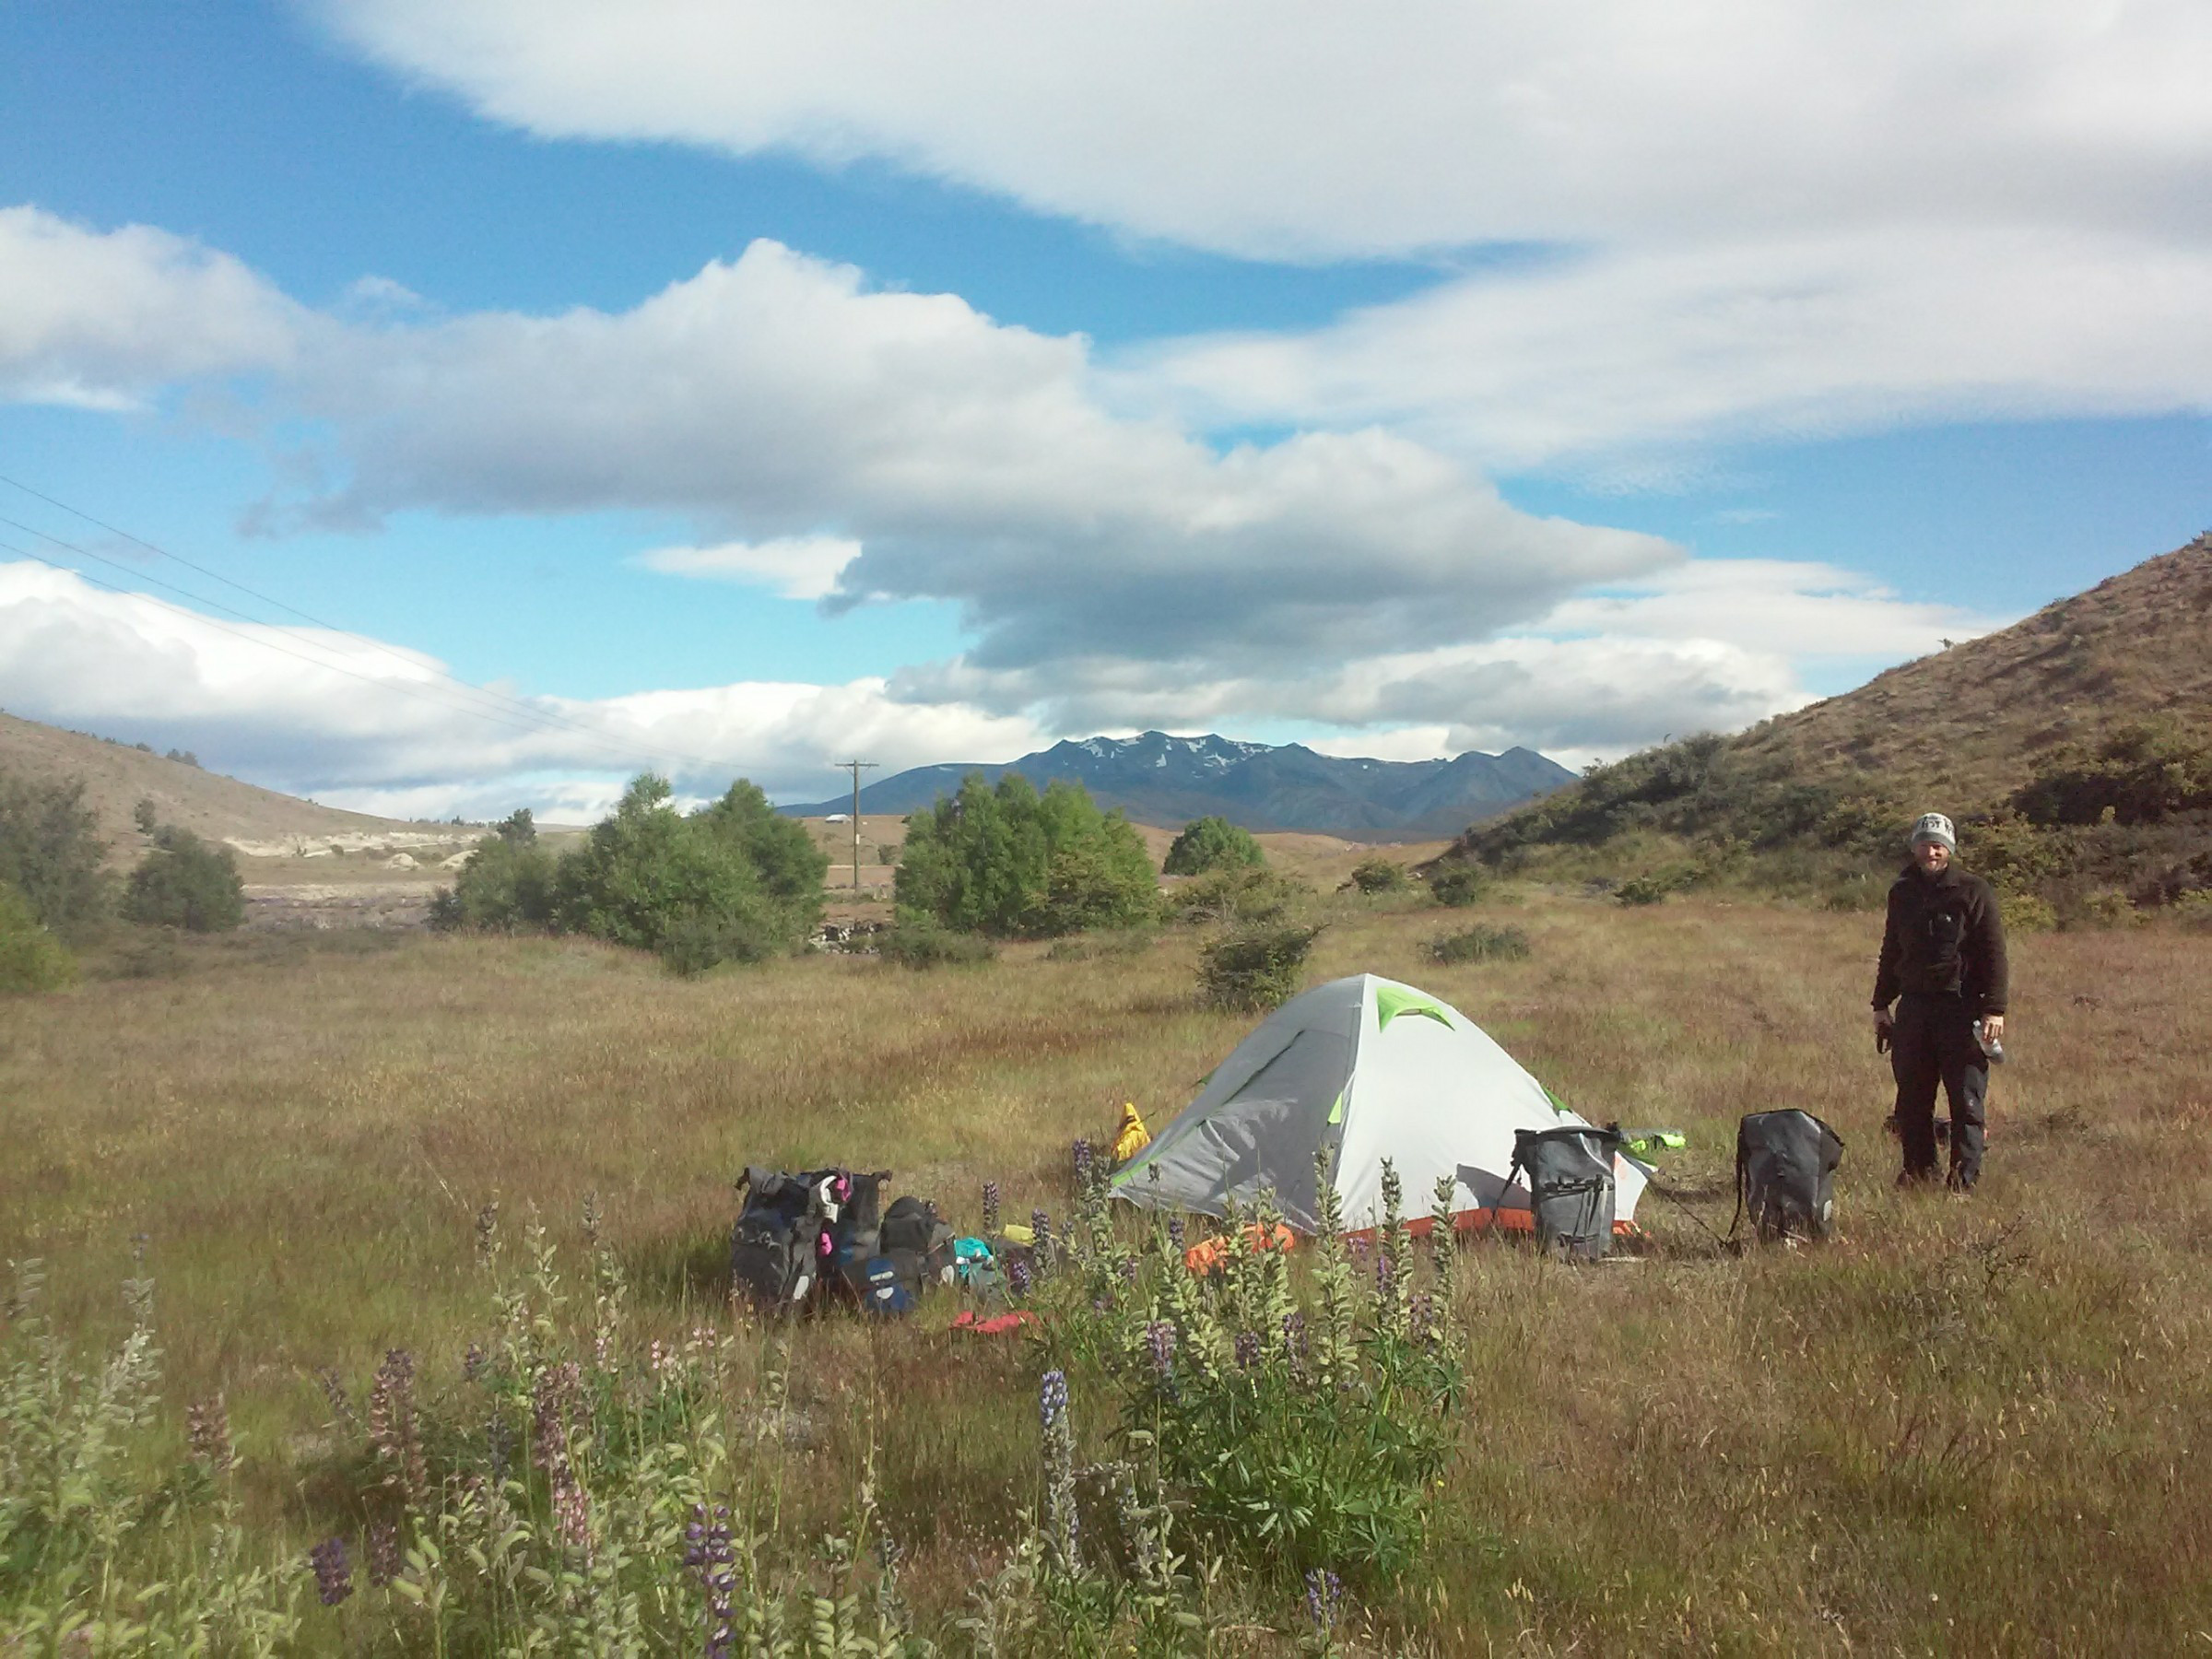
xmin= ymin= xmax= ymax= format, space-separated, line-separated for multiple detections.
xmin=1112 ymin=972 xmax=1648 ymax=1234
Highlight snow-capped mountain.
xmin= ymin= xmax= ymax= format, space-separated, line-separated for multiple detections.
xmin=781 ymin=732 xmax=1574 ymax=840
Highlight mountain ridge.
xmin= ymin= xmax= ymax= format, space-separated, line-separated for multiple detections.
xmin=782 ymin=730 xmax=1577 ymax=840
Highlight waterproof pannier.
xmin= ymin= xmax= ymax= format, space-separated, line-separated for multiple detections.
xmin=1509 ymin=1126 xmax=1622 ymax=1260
xmin=731 ymin=1166 xmax=834 ymax=1311
xmin=1735 ymin=1111 xmax=1845 ymax=1241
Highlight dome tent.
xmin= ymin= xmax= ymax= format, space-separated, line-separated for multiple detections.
xmin=1112 ymin=973 xmax=1648 ymax=1234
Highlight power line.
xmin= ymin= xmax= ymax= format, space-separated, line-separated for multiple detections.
xmin=832 ymin=759 xmax=877 ymax=896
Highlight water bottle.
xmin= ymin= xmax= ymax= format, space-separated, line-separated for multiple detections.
xmin=1974 ymin=1018 xmax=2007 ymax=1065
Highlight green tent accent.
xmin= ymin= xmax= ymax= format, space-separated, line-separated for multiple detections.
xmin=1327 ymin=1088 xmax=1347 ymax=1125
xmin=1374 ymin=983 xmax=1452 ymax=1032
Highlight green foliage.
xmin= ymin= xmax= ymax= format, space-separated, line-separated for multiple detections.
xmin=494 ymin=806 xmax=537 ymax=846
xmin=1162 ymin=817 xmax=1265 ymax=877
xmin=0 ymin=771 xmax=109 ymax=936
xmin=1170 ymin=865 xmax=1312 ymax=925
xmin=2014 ymin=718 xmax=2212 ymax=827
xmin=895 ymin=774 xmax=1157 ymax=938
xmin=132 ymin=797 xmax=159 ymax=836
xmin=1427 ymin=924 xmax=1531 ymax=965
xmin=2071 ymin=889 xmax=2141 ymax=930
xmin=0 ymin=881 xmax=76 ymax=993
xmin=121 ymin=825 xmax=245 ymax=933
xmin=1426 ymin=863 xmax=1488 ymax=907
xmin=1347 ymin=856 xmax=1409 ymax=895
xmin=1197 ymin=920 xmax=1320 ymax=1010
xmin=1614 ymin=865 xmax=1696 ymax=906
xmin=878 ymin=911 xmax=1001 ymax=969
xmin=429 ymin=833 xmax=558 ymax=933
xmin=2172 ymin=888 xmax=2212 ymax=930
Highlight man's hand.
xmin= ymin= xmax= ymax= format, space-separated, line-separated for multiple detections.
xmin=1872 ymin=1006 xmax=1894 ymax=1033
xmin=1982 ymin=1014 xmax=2005 ymax=1044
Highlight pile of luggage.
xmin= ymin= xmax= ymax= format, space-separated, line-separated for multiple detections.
xmin=730 ymin=1165 xmax=975 ymax=1316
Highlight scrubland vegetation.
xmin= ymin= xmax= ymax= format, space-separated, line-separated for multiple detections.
xmin=6 ymin=875 xmax=2210 ymax=1653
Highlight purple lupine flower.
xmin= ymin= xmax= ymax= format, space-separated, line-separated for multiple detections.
xmin=1031 ymin=1209 xmax=1053 ymax=1257
xmin=1409 ymin=1290 xmax=1435 ymax=1346
xmin=1234 ymin=1330 xmax=1262 ymax=1370
xmin=686 ymin=1503 xmax=736 ymax=1659
xmin=1375 ymin=1252 xmax=1394 ymax=1299
xmin=1072 ymin=1139 xmax=1094 ymax=1188
xmin=462 ymin=1342 xmax=486 ymax=1382
xmin=366 ymin=1521 xmax=401 ymax=1589
xmin=310 ymin=1536 xmax=354 ymax=1606
xmin=1281 ymin=1311 xmax=1309 ymax=1380
xmin=1166 ymin=1216 xmax=1185 ymax=1253
xmin=1008 ymin=1257 xmax=1032 ymax=1298
xmin=1144 ymin=1320 xmax=1177 ymax=1379
xmin=1039 ymin=1369 xmax=1069 ymax=1431
xmin=982 ymin=1181 xmax=1002 ymax=1235
xmin=1119 ymin=1255 xmax=1140 ymax=1285
xmin=186 ymin=1395 xmax=233 ymax=1475
xmin=1304 ymin=1567 xmax=1345 ymax=1631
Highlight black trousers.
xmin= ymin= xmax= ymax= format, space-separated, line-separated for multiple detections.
xmin=1891 ymin=992 xmax=1988 ymax=1186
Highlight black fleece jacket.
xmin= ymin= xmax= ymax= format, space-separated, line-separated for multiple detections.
xmin=1872 ymin=862 xmax=2009 ymax=1017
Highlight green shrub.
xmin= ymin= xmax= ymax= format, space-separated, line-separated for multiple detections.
xmin=0 ymin=880 xmax=76 ymax=992
xmin=878 ymin=912 xmax=1001 ymax=969
xmin=655 ymin=895 xmax=801 ymax=976
xmin=0 ymin=770 xmax=109 ymax=935
xmin=121 ymin=826 xmax=244 ymax=933
xmin=2172 ymin=888 xmax=2212 ymax=930
xmin=2013 ymin=717 xmax=2212 ymax=826
xmin=1348 ymin=856 xmax=1409 ymax=895
xmin=2070 ymin=889 xmax=2140 ymax=930
xmin=1615 ymin=865 xmax=1695 ymax=906
xmin=1427 ymin=863 xmax=1488 ymax=907
xmin=1170 ymin=865 xmax=1312 ymax=925
xmin=2000 ymin=891 xmax=2059 ymax=933
xmin=1427 ymin=924 xmax=1532 ymax=964
xmin=1162 ymin=816 xmax=1265 ymax=877
xmin=1197 ymin=920 xmax=1320 ymax=1010
xmin=429 ymin=833 xmax=557 ymax=933
xmin=895 ymin=774 xmax=1156 ymax=937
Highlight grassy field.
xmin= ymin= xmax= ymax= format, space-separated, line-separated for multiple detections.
xmin=5 ymin=888 xmax=2210 ymax=1653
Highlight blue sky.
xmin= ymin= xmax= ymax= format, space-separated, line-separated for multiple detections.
xmin=2 ymin=0 xmax=2206 ymax=819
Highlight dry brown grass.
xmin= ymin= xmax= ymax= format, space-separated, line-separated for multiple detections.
xmin=5 ymin=890 xmax=2210 ymax=1651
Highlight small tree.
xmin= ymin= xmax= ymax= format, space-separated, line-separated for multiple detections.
xmin=1198 ymin=921 xmax=1321 ymax=1010
xmin=122 ymin=825 xmax=245 ymax=933
xmin=1163 ymin=816 xmax=1264 ymax=877
xmin=0 ymin=770 xmax=110 ymax=935
xmin=896 ymin=774 xmax=1156 ymax=937
xmin=0 ymin=880 xmax=76 ymax=992
xmin=133 ymin=797 xmax=159 ymax=836
xmin=429 ymin=834 xmax=557 ymax=933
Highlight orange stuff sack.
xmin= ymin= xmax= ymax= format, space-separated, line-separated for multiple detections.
xmin=1183 ymin=1221 xmax=1296 ymax=1277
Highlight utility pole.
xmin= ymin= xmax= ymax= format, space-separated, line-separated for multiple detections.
xmin=832 ymin=759 xmax=877 ymax=897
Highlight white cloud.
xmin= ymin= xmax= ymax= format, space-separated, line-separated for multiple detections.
xmin=0 ymin=559 xmax=1046 ymax=810
xmin=0 ymin=207 xmax=302 ymax=408
xmin=312 ymin=1 xmax=2212 ymax=260
xmin=1142 ymin=225 xmax=2212 ymax=469
xmin=632 ymin=535 xmax=862 ymax=601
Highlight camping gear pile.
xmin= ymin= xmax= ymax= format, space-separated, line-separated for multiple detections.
xmin=730 ymin=974 xmax=1853 ymax=1317
xmin=731 ymin=1166 xmax=964 ymax=1316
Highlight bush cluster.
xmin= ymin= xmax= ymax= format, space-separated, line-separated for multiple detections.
xmin=1347 ymin=856 xmax=1409 ymax=895
xmin=0 ymin=771 xmax=109 ymax=936
xmin=1169 ymin=865 xmax=1312 ymax=926
xmin=1197 ymin=920 xmax=1321 ymax=1011
xmin=1427 ymin=863 xmax=1488 ymax=907
xmin=895 ymin=774 xmax=1158 ymax=938
xmin=1427 ymin=924 xmax=1532 ymax=965
xmin=121 ymin=826 xmax=245 ymax=934
xmin=1161 ymin=816 xmax=1264 ymax=877
xmin=878 ymin=911 xmax=1002 ymax=969
xmin=430 ymin=778 xmax=827 ymax=973
xmin=0 ymin=881 xmax=75 ymax=993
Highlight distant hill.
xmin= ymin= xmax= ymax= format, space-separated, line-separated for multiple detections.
xmin=1441 ymin=535 xmax=2212 ymax=913
xmin=782 ymin=731 xmax=1577 ymax=840
xmin=0 ymin=709 xmax=458 ymax=856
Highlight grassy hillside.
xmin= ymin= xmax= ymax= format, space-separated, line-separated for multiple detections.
xmin=0 ymin=709 xmax=450 ymax=855
xmin=5 ymin=891 xmax=2209 ymax=1651
xmin=1441 ymin=536 xmax=2212 ymax=919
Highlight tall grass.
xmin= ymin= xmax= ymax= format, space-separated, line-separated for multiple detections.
xmin=5 ymin=895 xmax=2211 ymax=1651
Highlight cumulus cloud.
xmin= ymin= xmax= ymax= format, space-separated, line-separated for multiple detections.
xmin=312 ymin=1 xmax=2212 ymax=260
xmin=0 ymin=206 xmax=302 ymax=408
xmin=632 ymin=535 xmax=862 ymax=601
xmin=0 ymin=560 xmax=1047 ymax=810
xmin=1144 ymin=226 xmax=2212 ymax=468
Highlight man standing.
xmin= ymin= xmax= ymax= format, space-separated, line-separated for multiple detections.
xmin=1872 ymin=812 xmax=2009 ymax=1191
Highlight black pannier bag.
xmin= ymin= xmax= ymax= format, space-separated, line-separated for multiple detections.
xmin=731 ymin=1165 xmax=836 ymax=1311
xmin=1509 ymin=1126 xmax=1623 ymax=1261
xmin=1735 ymin=1111 xmax=1845 ymax=1241
xmin=879 ymin=1195 xmax=958 ymax=1295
